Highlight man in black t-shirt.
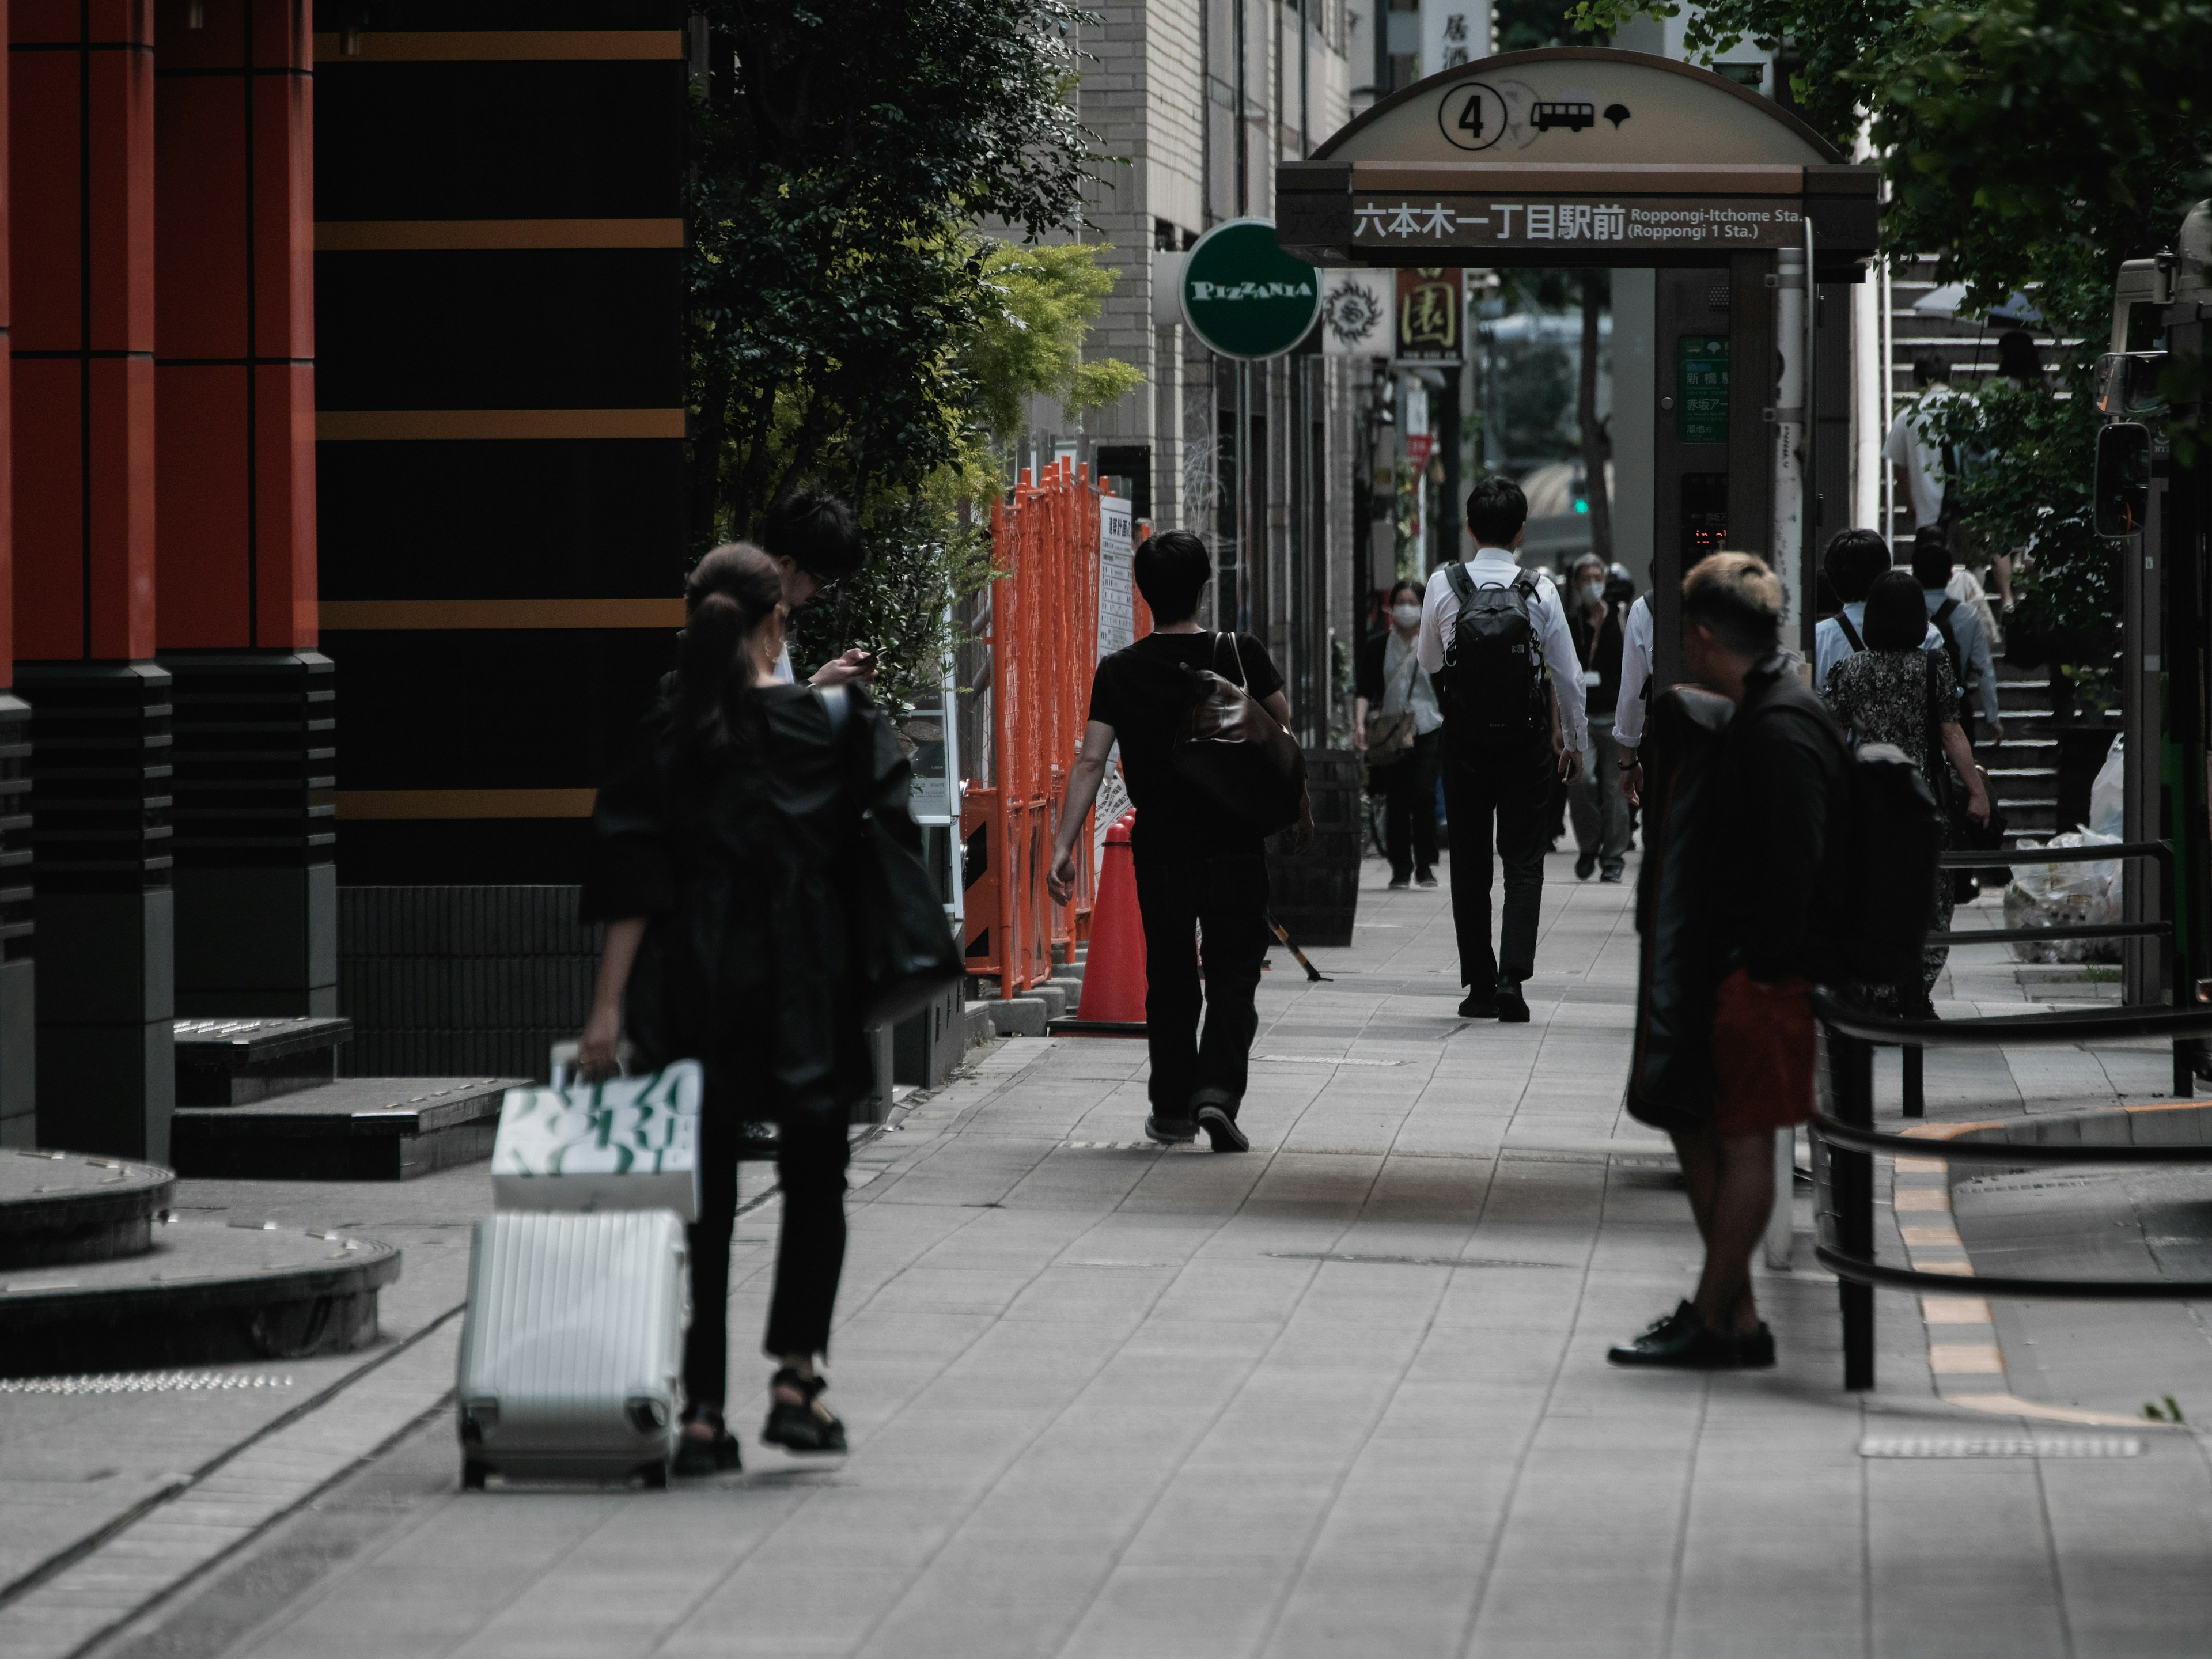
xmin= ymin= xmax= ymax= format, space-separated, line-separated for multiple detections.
xmin=1047 ymin=531 xmax=1298 ymax=1152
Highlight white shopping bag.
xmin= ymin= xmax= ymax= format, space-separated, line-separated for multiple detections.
xmin=491 ymin=1060 xmax=704 ymax=1219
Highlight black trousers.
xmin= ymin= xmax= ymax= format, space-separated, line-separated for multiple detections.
xmin=1376 ymin=728 xmax=1441 ymax=882
xmin=1441 ymin=733 xmax=1555 ymax=990
xmin=1132 ymin=844 xmax=1270 ymax=1118
xmin=684 ymin=1087 xmax=849 ymax=1415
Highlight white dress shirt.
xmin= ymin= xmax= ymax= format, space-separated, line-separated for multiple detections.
xmin=1417 ymin=546 xmax=1588 ymax=753
xmin=1881 ymin=385 xmax=1957 ymax=528
xmin=1612 ymin=594 xmax=1655 ymax=748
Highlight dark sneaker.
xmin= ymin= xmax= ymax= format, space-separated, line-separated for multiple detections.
xmin=1495 ymin=981 xmax=1531 ymax=1023
xmin=1387 ymin=876 xmax=1410 ymax=891
xmin=762 ymin=1368 xmax=846 ymax=1454
xmin=1575 ymin=851 xmax=1599 ymax=880
xmin=1608 ymin=1313 xmax=1744 ymax=1369
xmin=1734 ymin=1323 xmax=1777 ymax=1369
xmin=1416 ymin=869 xmax=1438 ymax=888
xmin=1195 ymin=1103 xmax=1248 ymax=1153
xmin=1146 ymin=1112 xmax=1198 ymax=1145
xmin=1600 ymin=864 xmax=1625 ymax=884
xmin=1458 ymin=990 xmax=1498 ymax=1018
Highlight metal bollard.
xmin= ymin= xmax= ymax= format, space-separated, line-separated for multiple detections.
xmin=1832 ymin=1032 xmax=1876 ymax=1390
xmin=1902 ymin=1043 xmax=1923 ymax=1118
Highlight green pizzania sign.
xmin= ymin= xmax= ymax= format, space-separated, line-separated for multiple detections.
xmin=1180 ymin=218 xmax=1322 ymax=359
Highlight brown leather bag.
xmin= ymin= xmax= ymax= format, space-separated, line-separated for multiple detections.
xmin=1172 ymin=632 xmax=1309 ymax=838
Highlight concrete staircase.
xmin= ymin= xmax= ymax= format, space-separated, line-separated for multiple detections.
xmin=1985 ymin=660 xmax=2061 ymax=844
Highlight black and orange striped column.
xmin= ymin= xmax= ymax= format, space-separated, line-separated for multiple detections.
xmin=0 ymin=0 xmax=25 ymax=1149
xmin=153 ymin=0 xmax=334 ymax=1019
xmin=10 ymin=0 xmax=174 ymax=1159
xmin=313 ymin=18 xmax=689 ymax=891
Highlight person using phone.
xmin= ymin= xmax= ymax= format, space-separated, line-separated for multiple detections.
xmin=757 ymin=489 xmax=875 ymax=688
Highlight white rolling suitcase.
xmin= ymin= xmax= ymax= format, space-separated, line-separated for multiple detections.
xmin=455 ymin=1209 xmax=689 ymax=1488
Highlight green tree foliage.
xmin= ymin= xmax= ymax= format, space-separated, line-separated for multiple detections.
xmin=687 ymin=1 xmax=1143 ymax=712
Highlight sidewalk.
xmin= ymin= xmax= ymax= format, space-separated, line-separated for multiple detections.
xmin=12 ymin=853 xmax=2212 ymax=1658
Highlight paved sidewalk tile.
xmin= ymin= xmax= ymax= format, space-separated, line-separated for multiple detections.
xmin=62 ymin=855 xmax=2212 ymax=1659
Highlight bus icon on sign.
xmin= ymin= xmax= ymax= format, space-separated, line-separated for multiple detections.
xmin=1532 ymin=101 xmax=1596 ymax=132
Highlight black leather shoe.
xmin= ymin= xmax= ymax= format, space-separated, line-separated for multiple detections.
xmin=1495 ymin=981 xmax=1531 ymax=1023
xmin=1458 ymin=990 xmax=1498 ymax=1018
xmin=1416 ymin=869 xmax=1438 ymax=888
xmin=1146 ymin=1112 xmax=1198 ymax=1144
xmin=672 ymin=1416 xmax=742 ymax=1476
xmin=763 ymin=1369 xmax=847 ymax=1453
xmin=1734 ymin=1323 xmax=1777 ymax=1369
xmin=1195 ymin=1101 xmax=1248 ymax=1153
xmin=1575 ymin=851 xmax=1598 ymax=880
xmin=1608 ymin=1313 xmax=1743 ymax=1368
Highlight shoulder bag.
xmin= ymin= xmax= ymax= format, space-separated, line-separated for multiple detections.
xmin=1172 ymin=632 xmax=1309 ymax=836
xmin=1363 ymin=640 xmax=1420 ymax=765
xmin=1925 ymin=652 xmax=2005 ymax=853
xmin=820 ymin=687 xmax=967 ymax=1027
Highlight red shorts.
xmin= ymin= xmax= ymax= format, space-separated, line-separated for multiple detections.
xmin=1710 ymin=969 xmax=1815 ymax=1136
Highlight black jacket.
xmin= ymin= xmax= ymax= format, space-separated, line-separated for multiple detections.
xmin=1630 ymin=658 xmax=1849 ymax=1128
xmin=581 ymin=678 xmax=918 ymax=1124
xmin=1712 ymin=657 xmax=1852 ymax=986
xmin=1567 ymin=602 xmax=1626 ymax=716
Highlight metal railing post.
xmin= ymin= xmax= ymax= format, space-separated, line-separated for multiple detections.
xmin=1832 ymin=1031 xmax=1876 ymax=1390
xmin=1901 ymin=1043 xmax=1923 ymax=1118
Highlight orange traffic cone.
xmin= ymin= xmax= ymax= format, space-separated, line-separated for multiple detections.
xmin=1057 ymin=810 xmax=1147 ymax=1035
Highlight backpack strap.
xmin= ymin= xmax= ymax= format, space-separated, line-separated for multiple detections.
xmin=1834 ymin=611 xmax=1865 ymax=654
xmin=1929 ymin=599 xmax=1965 ymax=694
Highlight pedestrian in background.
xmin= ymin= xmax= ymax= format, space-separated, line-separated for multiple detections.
xmin=1812 ymin=527 xmax=1939 ymax=695
xmin=1048 ymin=531 xmax=1301 ymax=1153
xmin=1823 ymin=569 xmax=1991 ymax=1018
xmin=1611 ymin=553 xmax=1846 ymax=1369
xmin=1914 ymin=528 xmax=2002 ymax=745
xmin=1354 ymin=578 xmax=1442 ymax=889
xmin=757 ymin=488 xmax=876 ymax=689
xmin=1883 ymin=351 xmax=1957 ymax=541
xmin=1419 ymin=476 xmax=1588 ymax=1022
xmin=1565 ymin=552 xmax=1629 ymax=882
xmin=581 ymin=544 xmax=908 ymax=1473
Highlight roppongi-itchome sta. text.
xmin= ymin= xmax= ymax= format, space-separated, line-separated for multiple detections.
xmin=1350 ymin=197 xmax=1809 ymax=248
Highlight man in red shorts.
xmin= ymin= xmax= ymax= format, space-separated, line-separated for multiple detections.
xmin=1610 ymin=553 xmax=1849 ymax=1369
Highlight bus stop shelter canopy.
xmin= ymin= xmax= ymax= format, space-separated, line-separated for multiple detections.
xmin=1277 ymin=48 xmax=1877 ymax=276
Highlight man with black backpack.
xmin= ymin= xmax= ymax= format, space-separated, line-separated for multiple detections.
xmin=1417 ymin=476 xmax=1587 ymax=1023
xmin=1610 ymin=554 xmax=1853 ymax=1369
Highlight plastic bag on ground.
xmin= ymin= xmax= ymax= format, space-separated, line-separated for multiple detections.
xmin=2003 ymin=829 xmax=2122 ymax=963
xmin=2088 ymin=734 xmax=2124 ymax=841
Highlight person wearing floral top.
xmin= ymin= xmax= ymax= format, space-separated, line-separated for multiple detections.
xmin=1823 ymin=569 xmax=1991 ymax=1016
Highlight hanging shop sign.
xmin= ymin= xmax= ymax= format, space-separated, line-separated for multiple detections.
xmin=1180 ymin=218 xmax=1323 ymax=359
xmin=1320 ymin=269 xmax=1393 ymax=356
xmin=1395 ymin=267 xmax=1464 ymax=363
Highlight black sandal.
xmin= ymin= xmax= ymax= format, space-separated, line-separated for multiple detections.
xmin=763 ymin=1368 xmax=847 ymax=1453
xmin=672 ymin=1411 xmax=743 ymax=1476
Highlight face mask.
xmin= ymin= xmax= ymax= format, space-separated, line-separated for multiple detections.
xmin=1392 ymin=604 xmax=1422 ymax=630
xmin=1575 ymin=582 xmax=1605 ymax=608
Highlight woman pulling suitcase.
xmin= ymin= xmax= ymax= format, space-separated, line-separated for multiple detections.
xmin=577 ymin=542 xmax=917 ymax=1475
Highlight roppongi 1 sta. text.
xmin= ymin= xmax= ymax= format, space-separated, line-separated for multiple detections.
xmin=1349 ymin=197 xmax=1808 ymax=249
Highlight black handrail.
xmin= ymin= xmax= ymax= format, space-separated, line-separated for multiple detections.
xmin=1812 ymin=996 xmax=2212 ymax=1390
xmin=1813 ymin=996 xmax=2212 ymax=1047
xmin=1813 ymin=1245 xmax=2212 ymax=1301
xmin=1811 ymin=1107 xmax=2212 ymax=1164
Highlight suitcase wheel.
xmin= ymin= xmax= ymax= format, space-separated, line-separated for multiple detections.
xmin=461 ymin=1460 xmax=489 ymax=1491
xmin=639 ymin=1460 xmax=670 ymax=1491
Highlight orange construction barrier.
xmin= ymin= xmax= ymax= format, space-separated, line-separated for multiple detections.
xmin=960 ymin=460 xmax=1103 ymax=997
xmin=1071 ymin=810 xmax=1146 ymax=1028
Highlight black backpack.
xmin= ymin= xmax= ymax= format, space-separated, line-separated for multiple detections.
xmin=1441 ymin=563 xmax=1546 ymax=742
xmin=1740 ymin=687 xmax=1942 ymax=993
